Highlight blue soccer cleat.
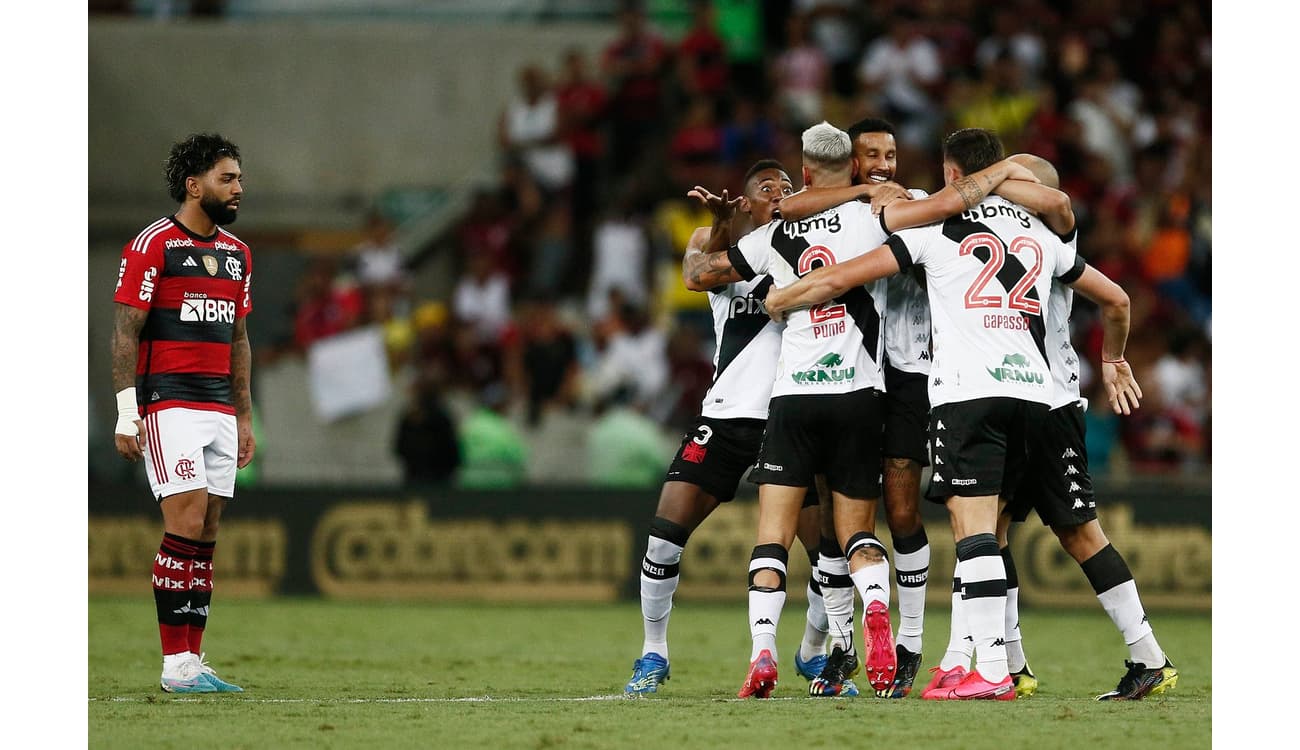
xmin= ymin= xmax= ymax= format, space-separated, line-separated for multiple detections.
xmin=794 ymin=650 xmax=828 ymax=682
xmin=624 ymin=652 xmax=670 ymax=695
xmin=160 ymin=657 xmax=218 ymax=694
xmin=197 ymin=653 xmax=244 ymax=692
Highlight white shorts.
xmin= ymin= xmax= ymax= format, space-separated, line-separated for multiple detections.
xmin=140 ymin=407 xmax=238 ymax=501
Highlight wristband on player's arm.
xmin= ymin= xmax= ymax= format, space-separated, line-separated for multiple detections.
xmin=115 ymin=387 xmax=141 ymax=436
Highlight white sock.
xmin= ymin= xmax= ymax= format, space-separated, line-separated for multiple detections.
xmin=749 ymin=589 xmax=784 ymax=661
xmin=1098 ymin=581 xmax=1163 ymax=665
xmin=799 ymin=569 xmax=830 ymax=661
xmin=748 ymin=552 xmax=787 ymax=661
xmin=939 ymin=572 xmax=972 ymax=671
xmin=819 ymin=554 xmax=855 ymax=654
xmin=1004 ymin=584 xmax=1026 ymax=672
xmin=162 ymin=651 xmax=195 ymax=676
xmin=640 ymin=535 xmax=683 ymax=659
xmin=849 ymin=560 xmax=891 ymax=611
xmin=894 ymin=542 xmax=929 ymax=654
xmin=962 ymin=552 xmax=1009 ymax=682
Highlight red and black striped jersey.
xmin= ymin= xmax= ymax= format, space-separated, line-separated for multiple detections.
xmin=113 ymin=216 xmax=253 ymax=415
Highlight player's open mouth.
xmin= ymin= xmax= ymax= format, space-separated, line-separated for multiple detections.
xmin=868 ymin=173 xmax=890 ymax=183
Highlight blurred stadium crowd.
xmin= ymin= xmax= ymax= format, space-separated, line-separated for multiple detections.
xmin=95 ymin=0 xmax=1211 ymax=487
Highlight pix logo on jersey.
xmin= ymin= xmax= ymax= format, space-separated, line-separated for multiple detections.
xmin=986 ymin=352 xmax=1045 ymax=386
xmin=791 ymin=352 xmax=855 ymax=385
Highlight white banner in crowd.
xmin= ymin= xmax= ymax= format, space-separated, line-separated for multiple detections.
xmin=306 ymin=325 xmax=392 ymax=422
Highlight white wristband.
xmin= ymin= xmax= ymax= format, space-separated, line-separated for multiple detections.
xmin=115 ymin=387 xmax=140 ymax=436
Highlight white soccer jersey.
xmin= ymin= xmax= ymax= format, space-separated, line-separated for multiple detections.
xmin=730 ymin=201 xmax=889 ymax=399
xmin=885 ymin=195 xmax=1084 ymax=408
xmin=883 ymin=189 xmax=932 ymax=375
xmin=700 ymin=274 xmax=783 ymax=419
xmin=1044 ymin=227 xmax=1083 ymax=409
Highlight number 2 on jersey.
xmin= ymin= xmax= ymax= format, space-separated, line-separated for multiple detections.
xmin=798 ymin=244 xmax=846 ymax=322
xmin=958 ymin=233 xmax=1043 ymax=315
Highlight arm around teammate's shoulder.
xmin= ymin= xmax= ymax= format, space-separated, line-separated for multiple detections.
xmin=682 ymin=226 xmax=742 ymax=291
xmin=764 ymin=244 xmax=900 ymax=320
xmin=993 ymin=179 xmax=1075 ymax=235
xmin=881 ymin=158 xmax=1040 ymax=232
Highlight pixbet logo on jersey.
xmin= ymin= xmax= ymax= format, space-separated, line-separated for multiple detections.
xmin=180 ymin=293 xmax=236 ymax=323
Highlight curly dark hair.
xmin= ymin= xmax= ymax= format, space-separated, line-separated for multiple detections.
xmin=164 ymin=133 xmax=241 ymax=203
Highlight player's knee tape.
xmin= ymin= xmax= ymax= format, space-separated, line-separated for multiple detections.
xmin=748 ymin=543 xmax=788 ymax=592
xmin=1000 ymin=546 xmax=1019 ymax=589
xmin=892 ymin=527 xmax=929 ymax=555
xmin=648 ymin=516 xmax=691 ymax=548
xmin=1080 ymin=543 xmax=1134 ymax=594
xmin=819 ymin=535 xmax=844 ymax=559
xmin=846 ymin=532 xmax=887 ymax=562
xmin=954 ymin=532 xmax=999 ymax=561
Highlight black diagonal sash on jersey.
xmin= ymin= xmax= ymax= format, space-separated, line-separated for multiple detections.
xmin=772 ymin=219 xmax=882 ymax=365
xmin=942 ymin=216 xmax=1049 ymax=364
xmin=840 ymin=285 xmax=882 ymax=364
xmin=715 ymin=276 xmax=774 ymax=383
xmin=770 ymin=219 xmax=809 ymax=270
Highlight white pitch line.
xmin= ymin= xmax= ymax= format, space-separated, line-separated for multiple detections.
xmin=90 ymin=694 xmax=798 ymax=704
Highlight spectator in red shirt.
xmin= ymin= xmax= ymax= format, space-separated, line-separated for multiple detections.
xmin=292 ymin=257 xmax=365 ymax=351
xmin=601 ymin=1 xmax=670 ymax=169
xmin=556 ymin=47 xmax=609 ymax=240
xmin=675 ymin=0 xmax=729 ymax=100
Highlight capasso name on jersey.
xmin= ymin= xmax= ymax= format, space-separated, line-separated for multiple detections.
xmin=960 ymin=202 xmax=1032 ymax=228
xmin=781 ymin=213 xmax=841 ymax=239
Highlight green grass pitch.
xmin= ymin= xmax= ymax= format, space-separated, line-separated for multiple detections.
xmin=89 ymin=597 xmax=1210 ymax=749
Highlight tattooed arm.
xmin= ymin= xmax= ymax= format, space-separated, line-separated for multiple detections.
xmin=682 ymin=226 xmax=744 ymax=291
xmin=879 ymin=158 xmax=1040 ymax=232
xmin=230 ymin=317 xmax=257 ymax=468
xmin=111 ymin=303 xmax=148 ymax=461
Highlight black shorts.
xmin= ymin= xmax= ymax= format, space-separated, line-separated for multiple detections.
xmin=1005 ymin=401 xmax=1098 ymax=527
xmin=748 ymin=389 xmax=884 ymax=499
xmin=883 ymin=364 xmax=930 ymax=466
xmin=664 ymin=416 xmax=766 ymax=503
xmin=926 ymin=397 xmax=1048 ymax=503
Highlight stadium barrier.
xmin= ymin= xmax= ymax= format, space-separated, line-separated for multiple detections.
xmin=89 ymin=478 xmax=1210 ymax=610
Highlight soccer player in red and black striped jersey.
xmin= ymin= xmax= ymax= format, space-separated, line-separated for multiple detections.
xmin=111 ymin=133 xmax=254 ymax=693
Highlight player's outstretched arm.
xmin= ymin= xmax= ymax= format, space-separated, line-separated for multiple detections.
xmin=993 ymin=179 xmax=1075 ymax=235
xmin=764 ymin=244 xmax=900 ymax=321
xmin=1069 ymin=264 xmax=1141 ymax=415
xmin=682 ymin=226 xmax=743 ymax=290
xmin=111 ymin=303 xmax=148 ymax=462
xmin=779 ymin=182 xmax=912 ymax=222
xmin=881 ymin=158 xmax=1040 ymax=232
xmin=231 ymin=317 xmax=257 ymax=468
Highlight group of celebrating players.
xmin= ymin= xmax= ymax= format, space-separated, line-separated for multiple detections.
xmin=622 ymin=118 xmax=1178 ymax=702
xmin=110 ymin=125 xmax=1178 ymax=702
